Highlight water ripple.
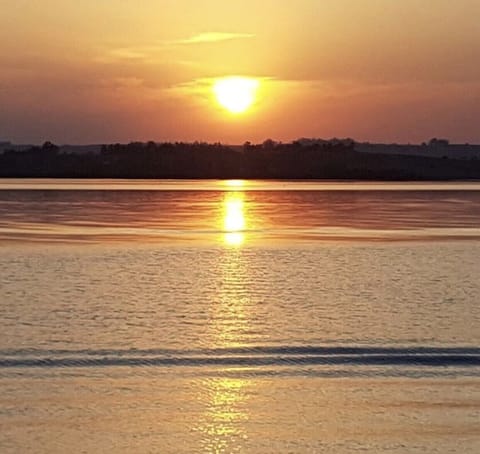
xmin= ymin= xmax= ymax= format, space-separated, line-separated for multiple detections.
xmin=1 ymin=346 xmax=479 ymax=369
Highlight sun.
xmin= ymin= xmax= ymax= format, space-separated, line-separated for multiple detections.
xmin=213 ymin=77 xmax=259 ymax=114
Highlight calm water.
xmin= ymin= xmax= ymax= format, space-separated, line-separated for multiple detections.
xmin=0 ymin=180 xmax=479 ymax=453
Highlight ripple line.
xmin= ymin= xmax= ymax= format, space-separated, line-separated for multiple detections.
xmin=0 ymin=353 xmax=479 ymax=369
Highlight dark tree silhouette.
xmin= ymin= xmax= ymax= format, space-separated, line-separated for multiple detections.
xmin=0 ymin=140 xmax=479 ymax=180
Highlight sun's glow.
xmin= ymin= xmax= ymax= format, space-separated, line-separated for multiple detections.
xmin=213 ymin=77 xmax=259 ymax=114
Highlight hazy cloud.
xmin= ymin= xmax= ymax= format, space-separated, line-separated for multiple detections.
xmin=96 ymin=32 xmax=255 ymax=65
xmin=169 ymin=75 xmax=273 ymax=96
xmin=95 ymin=46 xmax=166 ymax=63
xmin=108 ymin=48 xmax=152 ymax=61
xmin=175 ymin=32 xmax=255 ymax=45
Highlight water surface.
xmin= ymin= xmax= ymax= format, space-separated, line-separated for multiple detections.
xmin=0 ymin=180 xmax=479 ymax=453
xmin=1 ymin=179 xmax=480 ymax=244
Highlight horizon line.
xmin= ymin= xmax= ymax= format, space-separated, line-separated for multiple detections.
xmin=2 ymin=138 xmax=479 ymax=147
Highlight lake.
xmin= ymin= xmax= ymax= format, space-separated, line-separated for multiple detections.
xmin=0 ymin=180 xmax=479 ymax=453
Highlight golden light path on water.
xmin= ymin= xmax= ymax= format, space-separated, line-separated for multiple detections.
xmin=222 ymin=180 xmax=247 ymax=247
xmin=195 ymin=376 xmax=251 ymax=453
xmin=193 ymin=179 xmax=252 ymax=451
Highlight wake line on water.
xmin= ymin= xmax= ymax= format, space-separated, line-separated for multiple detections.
xmin=1 ymin=355 xmax=479 ymax=369
xmin=2 ymin=346 xmax=480 ymax=357
xmin=1 ymin=346 xmax=479 ymax=369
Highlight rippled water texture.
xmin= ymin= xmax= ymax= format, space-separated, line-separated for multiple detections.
xmin=0 ymin=180 xmax=479 ymax=453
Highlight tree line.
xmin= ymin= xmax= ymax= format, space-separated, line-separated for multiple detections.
xmin=0 ymin=140 xmax=479 ymax=180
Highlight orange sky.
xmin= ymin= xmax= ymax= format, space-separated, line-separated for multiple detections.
xmin=1 ymin=0 xmax=480 ymax=144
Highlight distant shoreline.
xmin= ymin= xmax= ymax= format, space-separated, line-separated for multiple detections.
xmin=1 ymin=177 xmax=480 ymax=182
xmin=1 ymin=140 xmax=480 ymax=181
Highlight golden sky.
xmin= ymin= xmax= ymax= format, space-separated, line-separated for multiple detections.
xmin=1 ymin=0 xmax=480 ymax=144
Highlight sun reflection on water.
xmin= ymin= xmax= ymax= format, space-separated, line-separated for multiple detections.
xmin=196 ymin=377 xmax=250 ymax=453
xmin=224 ymin=232 xmax=245 ymax=247
xmin=223 ymin=191 xmax=246 ymax=246
xmin=193 ymin=206 xmax=254 ymax=451
xmin=223 ymin=179 xmax=246 ymax=189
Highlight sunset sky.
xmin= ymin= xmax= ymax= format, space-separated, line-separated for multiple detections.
xmin=2 ymin=0 xmax=480 ymax=144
